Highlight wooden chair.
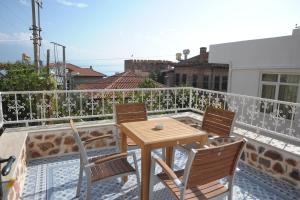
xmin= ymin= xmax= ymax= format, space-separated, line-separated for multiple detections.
xmin=184 ymin=106 xmax=236 ymax=149
xmin=150 ymin=137 xmax=246 ymax=200
xmin=70 ymin=120 xmax=140 ymax=200
xmin=115 ymin=103 xmax=147 ymax=146
xmin=201 ymin=106 xmax=236 ymax=138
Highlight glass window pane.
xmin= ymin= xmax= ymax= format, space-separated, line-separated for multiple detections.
xmin=280 ymin=75 xmax=299 ymax=84
xmin=214 ymin=76 xmax=220 ymax=90
xmin=192 ymin=75 xmax=197 ymax=87
xmin=261 ymin=84 xmax=276 ymax=99
xmin=203 ymin=75 xmax=209 ymax=89
xmin=278 ymin=85 xmax=298 ymax=102
xmin=182 ymin=74 xmax=187 ymax=84
xmin=262 ymin=74 xmax=278 ymax=82
xmin=222 ymin=76 xmax=228 ymax=91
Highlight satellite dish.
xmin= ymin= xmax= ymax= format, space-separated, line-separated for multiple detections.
xmin=183 ymin=49 xmax=190 ymax=60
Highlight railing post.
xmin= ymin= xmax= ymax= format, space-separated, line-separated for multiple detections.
xmin=189 ymin=87 xmax=193 ymax=110
xmin=0 ymin=92 xmax=3 ymax=129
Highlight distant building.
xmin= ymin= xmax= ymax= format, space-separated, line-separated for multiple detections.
xmin=124 ymin=59 xmax=174 ymax=78
xmin=209 ymin=28 xmax=300 ymax=102
xmin=50 ymin=63 xmax=106 ymax=89
xmin=77 ymin=71 xmax=163 ymax=90
xmin=165 ymin=47 xmax=229 ymax=91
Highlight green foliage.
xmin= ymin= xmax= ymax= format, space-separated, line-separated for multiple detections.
xmin=149 ymin=69 xmax=164 ymax=84
xmin=0 ymin=62 xmax=56 ymax=91
xmin=138 ymin=78 xmax=158 ymax=88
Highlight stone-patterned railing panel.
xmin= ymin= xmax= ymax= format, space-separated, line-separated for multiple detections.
xmin=1 ymin=87 xmax=300 ymax=146
xmin=26 ymin=125 xmax=116 ymax=159
xmin=1 ymin=88 xmax=191 ymax=125
xmin=191 ymin=88 xmax=300 ymax=142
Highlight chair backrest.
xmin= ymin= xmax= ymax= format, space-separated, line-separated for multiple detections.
xmin=115 ymin=103 xmax=147 ymax=125
xmin=186 ymin=138 xmax=246 ymax=187
xmin=70 ymin=120 xmax=89 ymax=166
xmin=202 ymin=106 xmax=236 ymax=137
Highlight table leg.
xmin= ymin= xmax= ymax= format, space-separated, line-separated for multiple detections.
xmin=141 ymin=146 xmax=151 ymax=200
xmin=165 ymin=146 xmax=173 ymax=167
xmin=120 ymin=131 xmax=128 ymax=182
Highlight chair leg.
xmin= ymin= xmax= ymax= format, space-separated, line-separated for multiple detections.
xmin=76 ymin=163 xmax=83 ymax=197
xmin=86 ymin=179 xmax=92 ymax=200
xmin=149 ymin=158 xmax=156 ymax=200
xmin=132 ymin=153 xmax=141 ymax=198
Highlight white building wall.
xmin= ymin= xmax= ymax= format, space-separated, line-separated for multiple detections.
xmin=209 ymin=28 xmax=300 ymax=96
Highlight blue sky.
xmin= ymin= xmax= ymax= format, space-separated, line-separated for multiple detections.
xmin=0 ymin=0 xmax=299 ymax=75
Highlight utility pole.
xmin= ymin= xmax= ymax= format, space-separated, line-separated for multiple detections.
xmin=46 ymin=49 xmax=50 ymax=75
xmin=51 ymin=42 xmax=67 ymax=90
xmin=30 ymin=0 xmax=42 ymax=74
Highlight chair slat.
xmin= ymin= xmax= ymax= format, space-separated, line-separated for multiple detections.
xmin=187 ymin=139 xmax=245 ymax=187
xmin=115 ymin=103 xmax=147 ymax=146
xmin=202 ymin=106 xmax=236 ymax=137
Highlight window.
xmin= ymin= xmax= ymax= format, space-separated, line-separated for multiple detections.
xmin=182 ymin=74 xmax=187 ymax=85
xmin=175 ymin=73 xmax=180 ymax=85
xmin=203 ymin=75 xmax=209 ymax=89
xmin=214 ymin=76 xmax=220 ymax=90
xmin=222 ymin=76 xmax=228 ymax=91
xmin=260 ymin=73 xmax=299 ymax=117
xmin=192 ymin=75 xmax=198 ymax=87
xmin=261 ymin=73 xmax=299 ymax=102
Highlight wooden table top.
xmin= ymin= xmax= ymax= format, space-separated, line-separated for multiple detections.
xmin=120 ymin=118 xmax=207 ymax=148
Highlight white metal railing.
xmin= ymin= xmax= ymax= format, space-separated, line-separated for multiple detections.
xmin=1 ymin=87 xmax=300 ymax=143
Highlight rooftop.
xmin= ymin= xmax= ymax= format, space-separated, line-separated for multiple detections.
xmin=77 ymin=71 xmax=164 ymax=89
xmin=50 ymin=63 xmax=106 ymax=77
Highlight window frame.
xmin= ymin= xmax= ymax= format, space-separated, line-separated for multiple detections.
xmin=259 ymin=72 xmax=300 ymax=103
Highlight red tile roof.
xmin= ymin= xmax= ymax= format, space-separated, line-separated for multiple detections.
xmin=50 ymin=63 xmax=106 ymax=77
xmin=77 ymin=71 xmax=163 ymax=89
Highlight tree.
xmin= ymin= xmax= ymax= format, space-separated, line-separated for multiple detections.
xmin=149 ymin=69 xmax=165 ymax=84
xmin=138 ymin=78 xmax=159 ymax=88
xmin=0 ymin=62 xmax=56 ymax=91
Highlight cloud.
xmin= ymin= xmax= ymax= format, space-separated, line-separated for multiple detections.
xmin=19 ymin=0 xmax=30 ymax=6
xmin=56 ymin=0 xmax=88 ymax=8
xmin=0 ymin=32 xmax=31 ymax=44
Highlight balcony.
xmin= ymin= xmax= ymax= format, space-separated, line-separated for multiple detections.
xmin=0 ymin=87 xmax=300 ymax=200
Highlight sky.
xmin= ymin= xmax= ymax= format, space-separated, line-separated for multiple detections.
xmin=0 ymin=0 xmax=299 ymax=75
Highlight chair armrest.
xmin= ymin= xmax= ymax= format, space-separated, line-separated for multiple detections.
xmin=114 ymin=124 xmax=121 ymax=129
xmin=94 ymin=152 xmax=128 ymax=165
xmin=152 ymin=155 xmax=184 ymax=188
xmin=83 ymin=134 xmax=113 ymax=145
xmin=177 ymin=144 xmax=191 ymax=153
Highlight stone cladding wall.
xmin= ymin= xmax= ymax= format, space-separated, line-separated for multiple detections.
xmin=240 ymin=139 xmax=300 ymax=189
xmin=26 ymin=125 xmax=116 ymax=159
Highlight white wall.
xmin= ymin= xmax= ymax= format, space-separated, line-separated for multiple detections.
xmin=209 ymin=29 xmax=300 ymax=96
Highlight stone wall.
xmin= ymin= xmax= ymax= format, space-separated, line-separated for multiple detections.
xmin=5 ymin=143 xmax=27 ymax=200
xmin=240 ymin=139 xmax=300 ymax=188
xmin=26 ymin=124 xmax=116 ymax=159
xmin=124 ymin=59 xmax=174 ymax=77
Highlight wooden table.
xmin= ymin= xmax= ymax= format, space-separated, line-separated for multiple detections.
xmin=120 ymin=117 xmax=208 ymax=200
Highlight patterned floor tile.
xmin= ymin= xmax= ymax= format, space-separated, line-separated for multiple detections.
xmin=22 ymin=147 xmax=300 ymax=200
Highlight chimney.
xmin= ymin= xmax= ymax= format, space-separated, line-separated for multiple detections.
xmin=200 ymin=47 xmax=207 ymax=55
xmin=90 ymin=65 xmax=93 ymax=70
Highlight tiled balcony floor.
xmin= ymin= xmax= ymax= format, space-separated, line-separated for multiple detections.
xmin=22 ymin=147 xmax=300 ymax=200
